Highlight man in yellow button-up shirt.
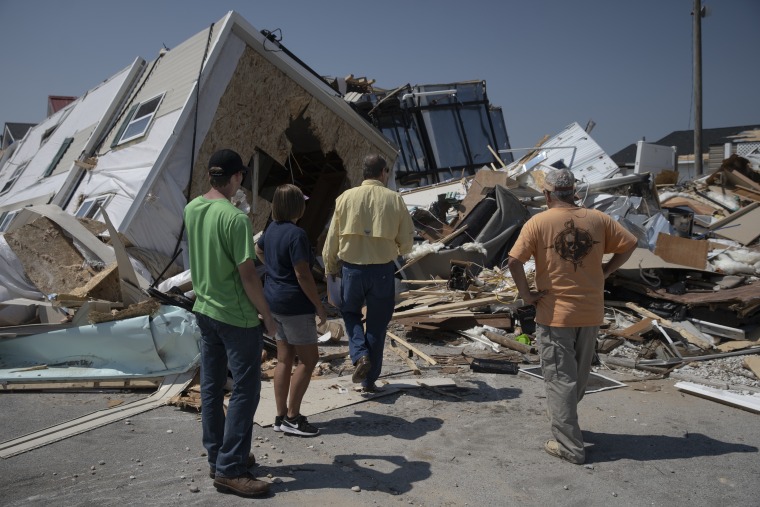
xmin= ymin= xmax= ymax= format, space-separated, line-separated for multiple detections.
xmin=322 ymin=154 xmax=414 ymax=391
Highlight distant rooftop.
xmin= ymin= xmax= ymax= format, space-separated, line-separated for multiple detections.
xmin=611 ymin=124 xmax=760 ymax=166
xmin=2 ymin=122 xmax=37 ymax=150
xmin=47 ymin=95 xmax=78 ymax=116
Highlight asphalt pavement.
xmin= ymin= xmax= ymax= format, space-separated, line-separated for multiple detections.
xmin=1 ymin=358 xmax=758 ymax=507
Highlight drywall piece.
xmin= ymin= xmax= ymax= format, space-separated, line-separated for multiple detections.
xmin=709 ymin=202 xmax=760 ymax=245
xmin=675 ymin=381 xmax=760 ymax=414
xmin=0 ymin=370 xmax=195 ymax=458
xmin=253 ymin=377 xmax=455 ymax=426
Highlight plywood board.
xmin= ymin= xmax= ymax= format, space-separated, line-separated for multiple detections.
xmin=253 ymin=376 xmax=455 ymax=426
xmin=654 ymin=234 xmax=708 ymax=270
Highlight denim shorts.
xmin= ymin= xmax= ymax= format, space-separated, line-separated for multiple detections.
xmin=272 ymin=312 xmax=318 ymax=345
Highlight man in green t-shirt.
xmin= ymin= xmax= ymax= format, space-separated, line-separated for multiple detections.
xmin=184 ymin=149 xmax=276 ymax=498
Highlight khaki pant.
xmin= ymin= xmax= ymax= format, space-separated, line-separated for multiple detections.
xmin=535 ymin=324 xmax=598 ymax=464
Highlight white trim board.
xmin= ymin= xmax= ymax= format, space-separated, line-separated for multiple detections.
xmin=675 ymin=381 xmax=760 ymax=414
xmin=0 ymin=370 xmax=195 ymax=458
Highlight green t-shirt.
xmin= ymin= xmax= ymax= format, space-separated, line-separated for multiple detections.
xmin=184 ymin=196 xmax=260 ymax=328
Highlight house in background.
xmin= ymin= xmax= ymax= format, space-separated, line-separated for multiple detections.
xmin=1 ymin=122 xmax=36 ymax=151
xmin=47 ymin=96 xmax=78 ymax=116
xmin=0 ymin=11 xmax=396 ymax=276
xmin=611 ymin=124 xmax=760 ymax=180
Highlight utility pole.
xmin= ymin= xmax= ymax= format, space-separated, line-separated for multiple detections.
xmin=693 ymin=0 xmax=704 ymax=177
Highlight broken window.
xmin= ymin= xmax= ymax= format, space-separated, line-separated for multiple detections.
xmin=0 ymin=161 xmax=29 ymax=195
xmin=40 ymin=125 xmax=58 ymax=145
xmin=0 ymin=210 xmax=18 ymax=233
xmin=113 ymin=93 xmax=165 ymax=146
xmin=75 ymin=195 xmax=111 ymax=220
xmin=43 ymin=137 xmax=74 ymax=177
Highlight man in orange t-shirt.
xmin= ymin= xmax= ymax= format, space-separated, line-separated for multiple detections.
xmin=508 ymin=168 xmax=637 ymax=464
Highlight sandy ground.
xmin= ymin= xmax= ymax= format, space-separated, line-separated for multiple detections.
xmin=1 ymin=336 xmax=759 ymax=507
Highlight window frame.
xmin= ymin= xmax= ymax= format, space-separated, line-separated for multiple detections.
xmin=75 ymin=194 xmax=112 ymax=220
xmin=0 ymin=161 xmax=29 ymax=195
xmin=114 ymin=92 xmax=165 ymax=146
xmin=0 ymin=210 xmax=19 ymax=233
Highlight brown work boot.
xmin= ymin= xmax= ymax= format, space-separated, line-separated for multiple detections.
xmin=352 ymin=355 xmax=371 ymax=383
xmin=209 ymin=452 xmax=257 ymax=479
xmin=213 ymin=474 xmax=270 ymax=497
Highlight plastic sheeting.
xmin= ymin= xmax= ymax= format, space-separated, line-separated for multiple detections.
xmin=0 ymin=305 xmax=200 ymax=381
xmin=401 ymin=185 xmax=530 ymax=279
xmin=0 ymin=236 xmax=42 ymax=303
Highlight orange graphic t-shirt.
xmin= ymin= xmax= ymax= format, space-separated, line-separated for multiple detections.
xmin=508 ymin=207 xmax=637 ymax=327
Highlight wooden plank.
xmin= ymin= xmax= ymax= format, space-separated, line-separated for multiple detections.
xmin=392 ymin=295 xmax=500 ymax=319
xmin=0 ymin=378 xmax=162 ymax=391
xmin=482 ymin=330 xmax=532 ymax=354
xmin=605 ymin=317 xmax=653 ymax=340
xmin=625 ymin=303 xmax=711 ymax=350
xmin=0 ymin=371 xmax=195 ymax=457
xmin=388 ymin=341 xmax=421 ymax=375
xmin=387 ymin=331 xmax=437 ymax=365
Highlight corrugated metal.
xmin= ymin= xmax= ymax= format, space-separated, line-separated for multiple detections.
xmin=104 ymin=23 xmax=219 ymax=149
xmin=52 ymin=123 xmax=96 ymax=177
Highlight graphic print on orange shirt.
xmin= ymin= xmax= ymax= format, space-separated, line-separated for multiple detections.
xmin=549 ymin=218 xmax=599 ymax=271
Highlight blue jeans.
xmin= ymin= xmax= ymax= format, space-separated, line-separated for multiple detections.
xmin=197 ymin=313 xmax=263 ymax=478
xmin=340 ymin=261 xmax=396 ymax=387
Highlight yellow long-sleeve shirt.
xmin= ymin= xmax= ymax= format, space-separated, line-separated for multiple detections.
xmin=322 ymin=179 xmax=414 ymax=274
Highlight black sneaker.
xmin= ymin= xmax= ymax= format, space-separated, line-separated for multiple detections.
xmin=281 ymin=414 xmax=320 ymax=437
xmin=273 ymin=415 xmax=284 ymax=432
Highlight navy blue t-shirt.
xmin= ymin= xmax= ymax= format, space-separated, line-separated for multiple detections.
xmin=257 ymin=221 xmax=315 ymax=315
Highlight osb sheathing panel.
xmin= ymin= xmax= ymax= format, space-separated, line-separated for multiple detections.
xmin=189 ymin=46 xmax=384 ymax=232
xmin=4 ymin=217 xmax=101 ymax=296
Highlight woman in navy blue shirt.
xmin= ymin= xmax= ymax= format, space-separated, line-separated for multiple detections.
xmin=256 ymin=184 xmax=327 ymax=437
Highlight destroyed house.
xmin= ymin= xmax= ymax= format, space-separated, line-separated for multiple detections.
xmin=341 ymin=79 xmax=514 ymax=187
xmin=0 ymin=10 xmax=396 ymax=266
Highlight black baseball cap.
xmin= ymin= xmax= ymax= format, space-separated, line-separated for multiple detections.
xmin=208 ymin=149 xmax=247 ymax=177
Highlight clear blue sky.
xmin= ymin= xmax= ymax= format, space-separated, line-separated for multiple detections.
xmin=1 ymin=0 xmax=758 ymax=155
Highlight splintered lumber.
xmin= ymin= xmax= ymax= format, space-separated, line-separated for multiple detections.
xmin=604 ymin=317 xmax=653 ymax=342
xmin=482 ymin=330 xmax=532 ymax=354
xmin=392 ymin=295 xmax=500 ymax=319
xmin=389 ymin=341 xmax=421 ymax=375
xmin=624 ymin=303 xmax=710 ymax=350
xmin=387 ymin=331 xmax=437 ymax=365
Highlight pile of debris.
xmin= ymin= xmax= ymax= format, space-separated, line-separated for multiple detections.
xmin=387 ymin=137 xmax=760 ymax=405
